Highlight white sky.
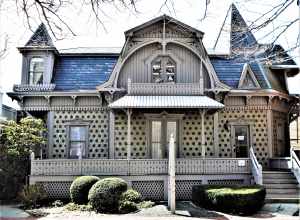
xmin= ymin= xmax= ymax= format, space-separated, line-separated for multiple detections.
xmin=0 ymin=0 xmax=299 ymax=108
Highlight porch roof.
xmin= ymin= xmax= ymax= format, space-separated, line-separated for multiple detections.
xmin=109 ymin=95 xmax=224 ymax=109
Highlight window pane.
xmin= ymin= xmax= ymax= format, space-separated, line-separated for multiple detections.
xmin=166 ymin=121 xmax=177 ymax=157
xmin=151 ymin=121 xmax=162 ymax=158
xmin=29 ymin=57 xmax=44 ymax=85
xmin=152 ymin=58 xmax=162 ymax=83
xmin=69 ymin=142 xmax=85 ymax=158
xmin=70 ymin=126 xmax=86 ymax=141
xmin=235 ymin=126 xmax=248 ymax=145
xmin=166 ymin=59 xmax=175 ymax=82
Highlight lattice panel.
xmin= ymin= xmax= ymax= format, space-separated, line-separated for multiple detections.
xmin=52 ymin=110 xmax=109 ymax=158
xmin=208 ymin=179 xmax=244 ymax=185
xmin=175 ymin=180 xmax=202 ymax=200
xmin=132 ymin=181 xmax=164 ymax=201
xmin=114 ymin=112 xmax=147 ymax=159
xmin=39 ymin=181 xmax=71 ymax=199
xmin=181 ymin=111 xmax=214 ymax=157
xmin=219 ymin=109 xmax=269 ymax=167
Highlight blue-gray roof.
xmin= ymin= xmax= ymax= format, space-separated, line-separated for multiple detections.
xmin=53 ymin=56 xmax=117 ymax=90
xmin=211 ymin=57 xmax=269 ymax=88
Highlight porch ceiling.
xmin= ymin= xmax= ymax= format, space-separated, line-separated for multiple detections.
xmin=108 ymin=95 xmax=224 ymax=109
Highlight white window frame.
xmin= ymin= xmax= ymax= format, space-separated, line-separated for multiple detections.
xmin=65 ymin=119 xmax=90 ymax=159
xmin=28 ymin=57 xmax=44 ymax=85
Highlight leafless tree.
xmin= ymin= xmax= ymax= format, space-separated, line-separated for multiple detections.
xmin=0 ymin=0 xmax=298 ymax=62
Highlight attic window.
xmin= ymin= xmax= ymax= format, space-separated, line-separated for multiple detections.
xmin=29 ymin=57 xmax=44 ymax=84
xmin=152 ymin=56 xmax=176 ymax=83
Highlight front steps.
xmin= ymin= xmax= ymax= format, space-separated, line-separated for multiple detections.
xmin=263 ymin=171 xmax=300 ymax=203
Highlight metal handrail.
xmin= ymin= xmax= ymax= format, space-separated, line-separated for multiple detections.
xmin=290 ymin=147 xmax=300 ymax=184
xmin=250 ymin=147 xmax=263 ymax=185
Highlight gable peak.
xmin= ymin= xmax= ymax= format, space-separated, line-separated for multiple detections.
xmin=25 ymin=23 xmax=54 ymax=47
xmin=238 ymin=63 xmax=260 ymax=89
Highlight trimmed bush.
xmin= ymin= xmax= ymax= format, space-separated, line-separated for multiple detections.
xmin=70 ymin=176 xmax=100 ymax=204
xmin=120 ymin=189 xmax=142 ymax=203
xmin=119 ymin=201 xmax=138 ymax=213
xmin=192 ymin=185 xmax=266 ymax=215
xmin=137 ymin=201 xmax=155 ymax=209
xmin=88 ymin=177 xmax=128 ymax=213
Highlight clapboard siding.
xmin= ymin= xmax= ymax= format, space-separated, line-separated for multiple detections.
xmin=117 ymin=43 xmax=211 ymax=88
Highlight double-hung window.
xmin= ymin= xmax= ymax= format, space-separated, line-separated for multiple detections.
xmin=68 ymin=125 xmax=88 ymax=159
xmin=29 ymin=57 xmax=44 ymax=84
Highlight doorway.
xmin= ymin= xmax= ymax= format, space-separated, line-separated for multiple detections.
xmin=150 ymin=120 xmax=178 ymax=159
xmin=233 ymin=125 xmax=250 ymax=158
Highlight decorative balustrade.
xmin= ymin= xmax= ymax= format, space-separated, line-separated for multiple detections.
xmin=128 ymin=82 xmax=202 ymax=95
xmin=13 ymin=84 xmax=56 ymax=92
xmin=31 ymin=158 xmax=251 ymax=176
xmin=250 ymin=147 xmax=263 ymax=185
xmin=290 ymin=147 xmax=300 ymax=184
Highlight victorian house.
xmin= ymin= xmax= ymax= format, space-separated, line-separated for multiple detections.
xmin=8 ymin=4 xmax=300 ymax=202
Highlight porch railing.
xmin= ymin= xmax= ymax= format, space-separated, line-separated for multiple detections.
xmin=128 ymin=82 xmax=202 ymax=95
xmin=290 ymin=147 xmax=300 ymax=184
xmin=249 ymin=147 xmax=263 ymax=185
xmin=31 ymin=158 xmax=251 ymax=176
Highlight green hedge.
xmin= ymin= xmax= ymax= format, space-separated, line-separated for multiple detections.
xmin=192 ymin=185 xmax=266 ymax=215
xmin=70 ymin=176 xmax=100 ymax=204
xmin=88 ymin=177 xmax=128 ymax=213
xmin=120 ymin=189 xmax=142 ymax=203
xmin=0 ymin=156 xmax=29 ymax=200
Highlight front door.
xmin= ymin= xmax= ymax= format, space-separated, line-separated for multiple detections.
xmin=233 ymin=125 xmax=250 ymax=158
xmin=151 ymin=120 xmax=177 ymax=158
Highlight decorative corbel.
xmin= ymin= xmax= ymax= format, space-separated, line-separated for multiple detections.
xmin=18 ymin=95 xmax=24 ymax=107
xmin=71 ymin=95 xmax=77 ymax=106
xmin=267 ymin=95 xmax=274 ymax=106
xmin=104 ymin=92 xmax=113 ymax=104
xmin=246 ymin=95 xmax=252 ymax=106
xmin=44 ymin=95 xmax=51 ymax=106
xmin=96 ymin=93 xmax=103 ymax=106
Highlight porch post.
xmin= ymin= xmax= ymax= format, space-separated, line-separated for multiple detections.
xmin=109 ymin=110 xmax=115 ymax=159
xmin=126 ymin=109 xmax=132 ymax=160
xmin=201 ymin=110 xmax=206 ymax=157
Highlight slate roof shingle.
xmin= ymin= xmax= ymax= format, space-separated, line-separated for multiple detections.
xmin=210 ymin=57 xmax=269 ymax=89
xmin=53 ymin=56 xmax=118 ymax=90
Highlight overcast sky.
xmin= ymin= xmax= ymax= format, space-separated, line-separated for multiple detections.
xmin=0 ymin=0 xmax=299 ymax=108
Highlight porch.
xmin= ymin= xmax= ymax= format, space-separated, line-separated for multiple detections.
xmin=29 ymin=157 xmax=255 ymax=200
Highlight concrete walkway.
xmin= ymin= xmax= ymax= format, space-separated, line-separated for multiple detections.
xmin=38 ymin=202 xmax=299 ymax=220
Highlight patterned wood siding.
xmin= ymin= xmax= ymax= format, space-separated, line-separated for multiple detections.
xmin=117 ymin=43 xmax=210 ymax=88
xmin=50 ymin=110 xmax=109 ymax=159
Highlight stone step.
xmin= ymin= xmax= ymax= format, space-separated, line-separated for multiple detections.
xmin=263 ymin=178 xmax=298 ymax=184
xmin=266 ymin=188 xmax=299 ymax=194
xmin=265 ymin=197 xmax=300 ymax=203
xmin=263 ymin=172 xmax=294 ymax=179
xmin=264 ymin=183 xmax=298 ymax=189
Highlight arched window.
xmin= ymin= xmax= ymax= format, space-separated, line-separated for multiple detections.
xmin=29 ymin=57 xmax=44 ymax=84
xmin=152 ymin=56 xmax=176 ymax=83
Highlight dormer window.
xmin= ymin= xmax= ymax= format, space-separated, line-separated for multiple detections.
xmin=29 ymin=57 xmax=44 ymax=84
xmin=152 ymin=56 xmax=176 ymax=83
